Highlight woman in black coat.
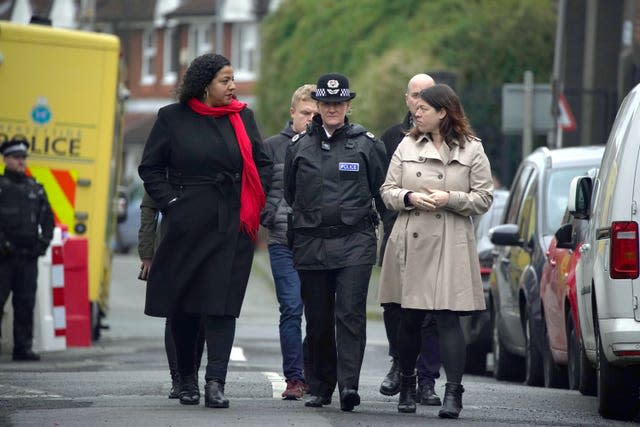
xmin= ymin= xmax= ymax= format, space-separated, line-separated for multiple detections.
xmin=138 ymin=53 xmax=272 ymax=408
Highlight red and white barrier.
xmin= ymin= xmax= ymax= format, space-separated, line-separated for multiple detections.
xmin=51 ymin=244 xmax=66 ymax=338
xmin=32 ymin=227 xmax=67 ymax=352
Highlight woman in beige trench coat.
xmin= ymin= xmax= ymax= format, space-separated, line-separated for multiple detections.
xmin=379 ymin=84 xmax=493 ymax=419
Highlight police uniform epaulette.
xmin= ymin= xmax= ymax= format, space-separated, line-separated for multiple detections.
xmin=291 ymin=130 xmax=306 ymax=144
xmin=365 ymin=131 xmax=376 ymax=141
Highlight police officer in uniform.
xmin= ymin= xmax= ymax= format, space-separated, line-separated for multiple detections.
xmin=0 ymin=138 xmax=54 ymax=361
xmin=284 ymin=73 xmax=387 ymax=411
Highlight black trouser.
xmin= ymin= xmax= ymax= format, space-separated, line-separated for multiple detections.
xmin=298 ymin=264 xmax=372 ymax=397
xmin=382 ymin=302 xmax=441 ymax=386
xmin=171 ymin=313 xmax=236 ymax=383
xmin=0 ymin=255 xmax=38 ymax=354
xmin=165 ymin=317 xmax=205 ymax=380
xmin=398 ymin=309 xmax=466 ymax=385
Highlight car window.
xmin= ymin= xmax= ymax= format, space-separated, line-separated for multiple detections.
xmin=129 ymin=181 xmax=145 ymax=203
xmin=517 ymin=175 xmax=537 ymax=244
xmin=505 ymin=165 xmax=534 ymax=223
xmin=475 ymin=191 xmax=508 ymax=240
xmin=544 ymin=167 xmax=591 ymax=235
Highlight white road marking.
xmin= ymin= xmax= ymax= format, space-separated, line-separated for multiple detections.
xmin=230 ymin=346 xmax=246 ymax=362
xmin=264 ymin=371 xmax=286 ymax=399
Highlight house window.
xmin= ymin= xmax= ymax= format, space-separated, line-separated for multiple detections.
xmin=141 ymin=28 xmax=157 ymax=85
xmin=163 ymin=27 xmax=178 ymax=85
xmin=232 ymin=22 xmax=258 ymax=81
xmin=189 ymin=24 xmax=212 ymax=62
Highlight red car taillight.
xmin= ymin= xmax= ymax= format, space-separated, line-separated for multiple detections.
xmin=610 ymin=221 xmax=639 ymax=279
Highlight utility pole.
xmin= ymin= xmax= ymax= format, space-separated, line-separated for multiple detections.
xmin=216 ymin=0 xmax=224 ymax=54
xmin=522 ymin=70 xmax=534 ymax=158
xmin=551 ymin=0 xmax=567 ymax=148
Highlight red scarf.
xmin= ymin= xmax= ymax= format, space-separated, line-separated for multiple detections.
xmin=187 ymin=97 xmax=265 ymax=240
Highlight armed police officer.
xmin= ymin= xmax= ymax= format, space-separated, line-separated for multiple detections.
xmin=0 ymin=138 xmax=54 ymax=361
xmin=284 ymin=73 xmax=387 ymax=412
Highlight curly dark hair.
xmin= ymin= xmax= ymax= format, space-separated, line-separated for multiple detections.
xmin=408 ymin=83 xmax=475 ymax=148
xmin=177 ymin=53 xmax=231 ymax=103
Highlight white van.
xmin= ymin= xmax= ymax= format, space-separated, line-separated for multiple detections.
xmin=568 ymin=82 xmax=640 ymax=420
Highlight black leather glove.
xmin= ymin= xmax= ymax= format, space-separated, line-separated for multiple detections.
xmin=36 ymin=237 xmax=50 ymax=256
xmin=0 ymin=240 xmax=14 ymax=256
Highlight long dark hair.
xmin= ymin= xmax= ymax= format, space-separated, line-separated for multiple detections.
xmin=177 ymin=53 xmax=231 ymax=103
xmin=409 ymin=84 xmax=475 ymax=148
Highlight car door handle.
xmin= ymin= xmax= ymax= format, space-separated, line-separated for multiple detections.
xmin=579 ymin=244 xmax=591 ymax=254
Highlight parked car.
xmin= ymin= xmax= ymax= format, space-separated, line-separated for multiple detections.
xmin=489 ymin=145 xmax=605 ymax=386
xmin=113 ymin=181 xmax=144 ymax=254
xmin=550 ymin=201 xmax=598 ymax=396
xmin=539 ymin=166 xmax=598 ymax=393
xmin=461 ymin=188 xmax=509 ymax=374
xmin=568 ymin=82 xmax=640 ymax=420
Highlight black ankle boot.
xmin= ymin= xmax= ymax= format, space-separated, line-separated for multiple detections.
xmin=168 ymin=373 xmax=180 ymax=399
xmin=178 ymin=374 xmax=200 ymax=405
xmin=379 ymin=358 xmax=401 ymax=396
xmin=397 ymin=374 xmax=417 ymax=413
xmin=205 ymin=379 xmax=229 ymax=408
xmin=438 ymin=382 xmax=464 ymax=419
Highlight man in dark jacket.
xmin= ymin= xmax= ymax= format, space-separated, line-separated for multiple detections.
xmin=0 ymin=138 xmax=54 ymax=361
xmin=261 ymin=84 xmax=317 ymax=400
xmin=284 ymin=73 xmax=387 ymax=412
xmin=377 ymin=73 xmax=443 ymax=406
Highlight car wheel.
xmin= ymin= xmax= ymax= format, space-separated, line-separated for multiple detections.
xmin=492 ymin=304 xmax=525 ymax=381
xmin=596 ymin=327 xmax=640 ymax=420
xmin=566 ymin=314 xmax=580 ymax=390
xmin=542 ymin=318 xmax=568 ymax=388
xmin=524 ymin=310 xmax=544 ymax=386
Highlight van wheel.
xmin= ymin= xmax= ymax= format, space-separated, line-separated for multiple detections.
xmin=597 ymin=328 xmax=640 ymax=419
xmin=542 ymin=319 xmax=568 ymax=388
xmin=524 ymin=310 xmax=544 ymax=386
xmin=566 ymin=314 xmax=580 ymax=390
xmin=492 ymin=305 xmax=524 ymax=381
xmin=578 ymin=337 xmax=596 ymax=396
xmin=91 ymin=302 xmax=101 ymax=341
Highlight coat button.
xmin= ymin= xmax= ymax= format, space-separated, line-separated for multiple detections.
xmin=438 ymin=174 xmax=443 ymax=179
xmin=418 ymin=156 xmax=425 ymax=161
xmin=436 ymin=214 xmax=441 ymax=219
xmin=413 ymin=232 xmax=418 ymax=238
xmin=416 ymin=172 xmax=422 ymax=177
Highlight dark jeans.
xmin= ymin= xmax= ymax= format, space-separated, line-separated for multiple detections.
xmin=268 ymin=244 xmax=304 ymax=381
xmin=298 ymin=264 xmax=372 ymax=397
xmin=398 ymin=309 xmax=466 ymax=385
xmin=0 ymin=255 xmax=37 ymax=353
xmin=172 ymin=313 xmax=236 ymax=383
xmin=165 ymin=317 xmax=205 ymax=380
xmin=382 ymin=302 xmax=441 ymax=386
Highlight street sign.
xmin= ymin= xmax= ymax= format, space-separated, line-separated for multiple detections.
xmin=502 ymin=83 xmax=554 ymax=134
xmin=558 ymin=93 xmax=577 ymax=132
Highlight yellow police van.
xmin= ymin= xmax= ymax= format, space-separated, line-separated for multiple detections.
xmin=0 ymin=21 xmax=125 ymax=340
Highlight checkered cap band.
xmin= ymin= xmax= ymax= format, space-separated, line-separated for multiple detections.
xmin=3 ymin=143 xmax=28 ymax=156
